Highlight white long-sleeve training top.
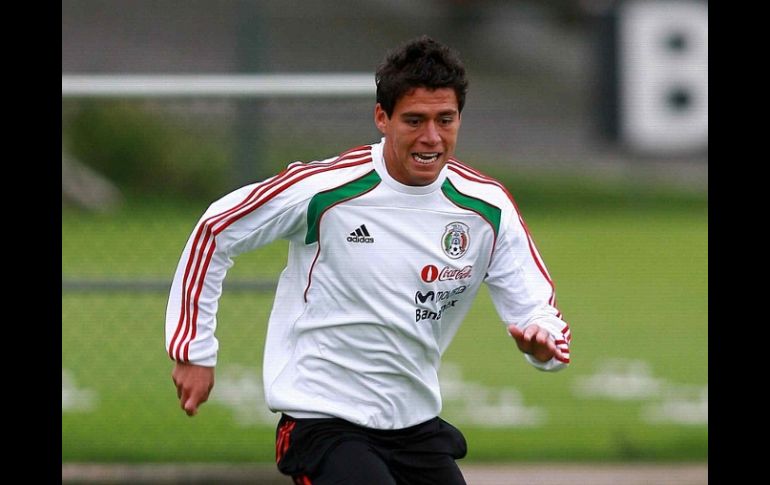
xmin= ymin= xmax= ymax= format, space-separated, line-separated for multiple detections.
xmin=166 ymin=138 xmax=571 ymax=430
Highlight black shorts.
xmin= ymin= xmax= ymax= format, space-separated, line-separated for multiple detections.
xmin=275 ymin=413 xmax=468 ymax=485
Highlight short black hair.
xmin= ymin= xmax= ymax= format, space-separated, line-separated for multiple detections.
xmin=375 ymin=35 xmax=468 ymax=118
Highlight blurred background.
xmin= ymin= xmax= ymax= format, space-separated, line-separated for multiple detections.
xmin=62 ymin=0 xmax=707 ymax=480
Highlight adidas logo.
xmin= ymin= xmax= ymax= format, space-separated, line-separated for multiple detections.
xmin=346 ymin=224 xmax=374 ymax=243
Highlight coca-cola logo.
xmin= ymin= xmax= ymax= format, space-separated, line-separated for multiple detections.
xmin=420 ymin=264 xmax=472 ymax=283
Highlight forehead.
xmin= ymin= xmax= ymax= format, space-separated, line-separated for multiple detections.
xmin=393 ymin=87 xmax=458 ymax=114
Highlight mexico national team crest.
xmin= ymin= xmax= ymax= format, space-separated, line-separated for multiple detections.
xmin=442 ymin=222 xmax=470 ymax=259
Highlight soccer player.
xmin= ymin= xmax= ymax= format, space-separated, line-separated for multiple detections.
xmin=166 ymin=35 xmax=571 ymax=484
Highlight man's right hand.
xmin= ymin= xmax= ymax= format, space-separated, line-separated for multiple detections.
xmin=171 ymin=362 xmax=215 ymax=417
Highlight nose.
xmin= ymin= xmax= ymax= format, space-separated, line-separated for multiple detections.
xmin=419 ymin=121 xmax=441 ymax=146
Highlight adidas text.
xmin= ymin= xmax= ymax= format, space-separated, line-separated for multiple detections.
xmin=347 ymin=235 xmax=374 ymax=243
xmin=347 ymin=224 xmax=374 ymax=243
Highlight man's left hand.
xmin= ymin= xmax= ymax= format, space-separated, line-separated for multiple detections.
xmin=507 ymin=324 xmax=565 ymax=363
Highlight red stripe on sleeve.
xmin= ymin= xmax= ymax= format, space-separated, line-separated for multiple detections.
xmin=169 ymin=228 xmax=215 ymax=361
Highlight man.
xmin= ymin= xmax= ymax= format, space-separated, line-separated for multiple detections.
xmin=167 ymin=35 xmax=571 ymax=484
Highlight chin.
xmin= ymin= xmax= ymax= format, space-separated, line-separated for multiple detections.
xmin=409 ymin=171 xmax=440 ymax=186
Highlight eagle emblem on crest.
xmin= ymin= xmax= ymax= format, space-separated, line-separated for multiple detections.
xmin=442 ymin=222 xmax=470 ymax=259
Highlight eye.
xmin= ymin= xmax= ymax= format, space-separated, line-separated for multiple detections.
xmin=405 ymin=118 xmax=420 ymax=127
xmin=439 ymin=116 xmax=455 ymax=126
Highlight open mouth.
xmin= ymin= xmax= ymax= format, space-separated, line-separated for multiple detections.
xmin=412 ymin=152 xmax=441 ymax=165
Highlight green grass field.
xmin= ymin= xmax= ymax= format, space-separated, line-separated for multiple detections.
xmin=62 ymin=186 xmax=707 ymax=463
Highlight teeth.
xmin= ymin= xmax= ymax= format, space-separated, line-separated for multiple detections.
xmin=413 ymin=153 xmax=440 ymax=164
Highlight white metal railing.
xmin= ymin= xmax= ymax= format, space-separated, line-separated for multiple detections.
xmin=61 ymin=74 xmax=375 ymax=98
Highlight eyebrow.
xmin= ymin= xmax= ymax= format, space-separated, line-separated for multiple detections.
xmin=400 ymin=110 xmax=458 ymax=118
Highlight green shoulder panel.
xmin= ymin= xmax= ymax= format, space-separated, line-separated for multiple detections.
xmin=305 ymin=170 xmax=381 ymax=244
xmin=441 ymin=179 xmax=502 ymax=236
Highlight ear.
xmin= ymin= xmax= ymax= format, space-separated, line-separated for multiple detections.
xmin=374 ymin=103 xmax=389 ymax=135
